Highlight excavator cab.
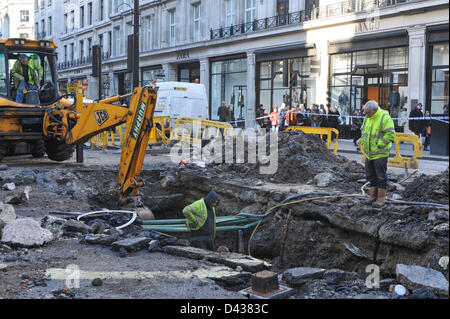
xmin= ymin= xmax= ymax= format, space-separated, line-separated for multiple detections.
xmin=0 ymin=39 xmax=58 ymax=105
xmin=0 ymin=38 xmax=61 ymax=161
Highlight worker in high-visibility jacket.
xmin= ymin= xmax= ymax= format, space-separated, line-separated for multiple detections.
xmin=12 ymin=54 xmax=43 ymax=104
xmin=182 ymin=190 xmax=219 ymax=251
xmin=360 ymin=100 xmax=396 ymax=208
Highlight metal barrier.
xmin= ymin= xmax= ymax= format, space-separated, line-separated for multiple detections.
xmin=171 ymin=117 xmax=235 ymax=145
xmin=360 ymin=133 xmax=423 ymax=169
xmin=286 ymin=126 xmax=339 ymax=155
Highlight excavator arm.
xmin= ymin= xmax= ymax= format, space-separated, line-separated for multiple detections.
xmin=43 ymin=86 xmax=158 ymax=199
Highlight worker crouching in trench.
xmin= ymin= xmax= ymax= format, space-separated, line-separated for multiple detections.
xmin=182 ymin=190 xmax=219 ymax=251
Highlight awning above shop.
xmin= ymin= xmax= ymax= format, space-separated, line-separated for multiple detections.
xmin=427 ymin=24 xmax=449 ymax=44
xmin=328 ymin=30 xmax=408 ymax=54
xmin=254 ymin=43 xmax=316 ymax=62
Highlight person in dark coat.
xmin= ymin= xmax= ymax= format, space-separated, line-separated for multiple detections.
xmin=327 ymin=104 xmax=340 ymax=141
xmin=423 ymin=110 xmax=431 ymax=151
xmin=351 ymin=109 xmax=363 ymax=147
xmin=278 ymin=104 xmax=287 ymax=131
xmin=408 ymin=103 xmax=425 ymax=137
xmin=217 ymin=101 xmax=229 ymax=122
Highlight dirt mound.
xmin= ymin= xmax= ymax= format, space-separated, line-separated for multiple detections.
xmin=211 ymin=131 xmax=365 ymax=191
xmin=402 ymin=168 xmax=449 ymax=204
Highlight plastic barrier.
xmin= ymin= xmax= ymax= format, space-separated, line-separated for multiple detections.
xmin=148 ymin=116 xmax=172 ymax=145
xmin=286 ymin=126 xmax=339 ymax=155
xmin=171 ymin=117 xmax=235 ymax=145
xmin=89 ymin=116 xmax=173 ymax=148
xmin=360 ymin=133 xmax=423 ymax=169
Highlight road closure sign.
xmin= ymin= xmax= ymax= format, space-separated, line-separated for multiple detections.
xmin=67 ymin=83 xmax=79 ymax=93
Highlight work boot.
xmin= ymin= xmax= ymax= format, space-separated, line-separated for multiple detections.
xmin=366 ymin=187 xmax=378 ymax=205
xmin=372 ymin=188 xmax=387 ymax=208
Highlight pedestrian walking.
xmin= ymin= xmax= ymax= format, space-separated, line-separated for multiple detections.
xmin=408 ymin=103 xmax=425 ymax=137
xmin=278 ymin=104 xmax=286 ymax=131
xmin=270 ymin=107 xmax=279 ymax=132
xmin=310 ymin=104 xmax=321 ymax=127
xmin=217 ymin=101 xmax=229 ymax=122
xmin=327 ymin=104 xmax=340 ymax=142
xmin=351 ymin=109 xmax=363 ymax=148
xmin=423 ymin=110 xmax=431 ymax=151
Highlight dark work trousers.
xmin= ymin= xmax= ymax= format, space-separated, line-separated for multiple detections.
xmin=190 ymin=234 xmax=215 ymax=251
xmin=365 ymin=157 xmax=388 ymax=189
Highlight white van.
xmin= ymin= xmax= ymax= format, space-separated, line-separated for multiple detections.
xmin=154 ymin=82 xmax=209 ymax=120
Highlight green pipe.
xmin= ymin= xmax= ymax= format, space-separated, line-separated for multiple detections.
xmin=142 ymin=220 xmax=260 ymax=233
xmin=142 ymin=215 xmax=257 ymax=225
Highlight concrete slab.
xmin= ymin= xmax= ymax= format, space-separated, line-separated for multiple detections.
xmin=163 ymin=245 xmax=271 ymax=272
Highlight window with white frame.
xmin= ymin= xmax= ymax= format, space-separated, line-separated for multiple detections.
xmin=88 ymin=2 xmax=93 ymax=25
xmin=225 ymin=0 xmax=235 ymax=27
xmin=169 ymin=10 xmax=175 ymax=46
xmin=20 ymin=10 xmax=30 ymax=22
xmin=245 ymin=0 xmax=256 ymax=24
xmin=193 ymin=4 xmax=201 ymax=42
xmin=143 ymin=16 xmax=152 ymax=50
xmin=114 ymin=26 xmax=121 ymax=56
xmin=99 ymin=0 xmax=105 ymax=21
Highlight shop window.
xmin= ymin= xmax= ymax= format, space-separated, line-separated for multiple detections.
xmin=430 ymin=43 xmax=449 ymax=114
xmin=257 ymin=57 xmax=316 ymax=113
xmin=354 ymin=49 xmax=382 ymax=68
xmin=433 ymin=44 xmax=450 ymax=66
xmin=142 ymin=68 xmax=164 ymax=85
xmin=211 ymin=58 xmax=247 ymax=122
xmin=330 ymin=47 xmax=409 ymax=125
xmin=385 ymin=47 xmax=408 ymax=69
xmin=331 ymin=53 xmax=351 ymax=74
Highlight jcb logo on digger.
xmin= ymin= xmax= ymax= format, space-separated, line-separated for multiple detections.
xmin=94 ymin=110 xmax=109 ymax=126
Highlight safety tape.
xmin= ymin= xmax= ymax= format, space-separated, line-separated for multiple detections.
xmin=226 ymin=112 xmax=449 ymax=124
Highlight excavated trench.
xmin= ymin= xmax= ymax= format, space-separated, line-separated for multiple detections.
xmin=16 ymin=164 xmax=445 ymax=282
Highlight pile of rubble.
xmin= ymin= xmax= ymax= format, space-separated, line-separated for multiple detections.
xmin=200 ymin=131 xmax=366 ymax=192
xmin=402 ymin=168 xmax=449 ymax=204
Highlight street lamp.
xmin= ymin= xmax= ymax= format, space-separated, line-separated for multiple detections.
xmin=117 ymin=0 xmax=140 ymax=89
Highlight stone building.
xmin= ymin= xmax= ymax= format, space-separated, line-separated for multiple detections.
xmin=0 ymin=0 xmax=34 ymax=40
xmin=34 ymin=0 xmax=449 ymax=131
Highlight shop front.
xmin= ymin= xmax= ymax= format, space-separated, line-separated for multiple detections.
xmin=114 ymin=70 xmax=132 ymax=95
xmin=141 ymin=66 xmax=165 ymax=85
xmin=255 ymin=44 xmax=317 ymax=114
xmin=426 ymin=24 xmax=449 ymax=115
xmin=329 ymin=31 xmax=409 ymax=130
xmin=210 ymin=55 xmax=247 ymax=123
xmin=178 ymin=61 xmax=200 ymax=83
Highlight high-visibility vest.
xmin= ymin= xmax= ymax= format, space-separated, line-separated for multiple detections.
xmin=182 ymin=198 xmax=216 ymax=238
xmin=361 ymin=107 xmax=396 ymax=160
xmin=12 ymin=58 xmax=43 ymax=88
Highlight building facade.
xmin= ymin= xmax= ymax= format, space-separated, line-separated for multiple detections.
xmin=35 ymin=0 xmax=449 ymax=131
xmin=0 ymin=0 xmax=34 ymax=40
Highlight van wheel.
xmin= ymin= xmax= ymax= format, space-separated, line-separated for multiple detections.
xmin=31 ymin=140 xmax=46 ymax=158
xmin=45 ymin=138 xmax=74 ymax=161
xmin=0 ymin=142 xmax=9 ymax=162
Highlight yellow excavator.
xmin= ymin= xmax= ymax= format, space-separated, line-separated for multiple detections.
xmin=0 ymin=38 xmax=156 ymax=199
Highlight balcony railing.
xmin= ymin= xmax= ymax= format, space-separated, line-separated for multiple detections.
xmin=210 ymin=0 xmax=412 ymax=40
xmin=57 ymin=52 xmax=111 ymax=70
